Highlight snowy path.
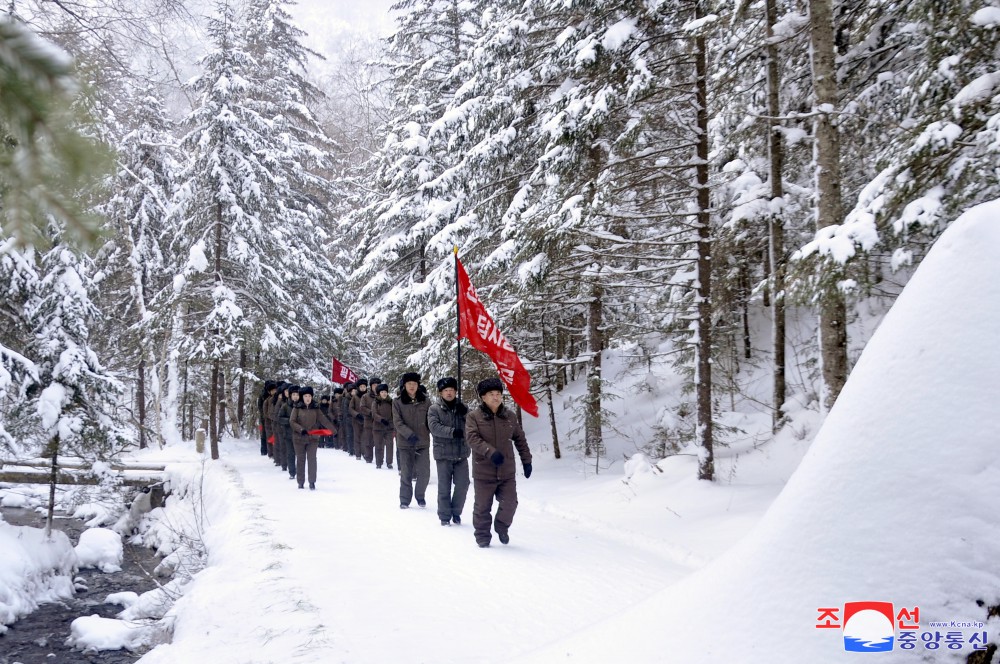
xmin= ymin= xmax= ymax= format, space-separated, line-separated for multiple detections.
xmin=227 ymin=442 xmax=693 ymax=662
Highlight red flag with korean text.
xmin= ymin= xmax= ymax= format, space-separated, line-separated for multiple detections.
xmin=331 ymin=357 xmax=358 ymax=384
xmin=456 ymin=257 xmax=539 ymax=417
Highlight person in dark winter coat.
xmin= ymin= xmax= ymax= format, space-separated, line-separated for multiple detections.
xmin=269 ymin=383 xmax=288 ymax=467
xmin=371 ymin=383 xmax=395 ymax=469
xmin=289 ymin=386 xmax=336 ymax=489
xmin=331 ymin=387 xmax=345 ymax=449
xmin=392 ymin=372 xmax=431 ymax=508
xmin=261 ymin=381 xmax=278 ymax=458
xmin=359 ymin=375 xmax=381 ymax=463
xmin=258 ymin=381 xmax=275 ymax=455
xmin=319 ymin=395 xmax=333 ymax=448
xmin=341 ymin=382 xmax=355 ymax=454
xmin=466 ymin=377 xmax=532 ymax=548
xmin=350 ymin=379 xmax=368 ymax=460
xmin=428 ymin=377 xmax=470 ymax=526
xmin=277 ymin=385 xmax=301 ymax=480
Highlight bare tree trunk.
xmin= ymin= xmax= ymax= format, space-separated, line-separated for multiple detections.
xmin=236 ymin=346 xmax=246 ymax=434
xmin=45 ymin=437 xmax=58 ymax=539
xmin=209 ymin=359 xmax=221 ymax=459
xmin=765 ymin=0 xmax=787 ymax=432
xmin=181 ymin=359 xmax=189 ymax=440
xmin=809 ymin=0 xmax=849 ymax=410
xmin=137 ymin=358 xmax=147 ymax=449
xmin=541 ymin=324 xmax=561 ymax=460
xmin=584 ymin=282 xmax=603 ymax=459
xmin=694 ymin=8 xmax=715 ymax=482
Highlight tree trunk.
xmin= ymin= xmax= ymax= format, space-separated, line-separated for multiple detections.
xmin=584 ymin=282 xmax=603 ymax=460
xmin=181 ymin=358 xmax=189 ymax=440
xmin=236 ymin=346 xmax=246 ymax=434
xmin=45 ymin=437 xmax=58 ymax=539
xmin=541 ymin=324 xmax=561 ymax=460
xmin=808 ymin=0 xmax=849 ymax=410
xmin=209 ymin=359 xmax=221 ymax=459
xmin=137 ymin=358 xmax=147 ymax=449
xmin=765 ymin=0 xmax=788 ymax=432
xmin=694 ymin=10 xmax=715 ymax=482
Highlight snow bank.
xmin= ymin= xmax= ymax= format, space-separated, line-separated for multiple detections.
xmin=75 ymin=527 xmax=124 ymax=572
xmin=0 ymin=520 xmax=77 ymax=633
xmin=523 ymin=201 xmax=1000 ymax=662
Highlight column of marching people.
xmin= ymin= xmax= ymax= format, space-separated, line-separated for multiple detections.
xmin=256 ymin=373 xmax=533 ymax=547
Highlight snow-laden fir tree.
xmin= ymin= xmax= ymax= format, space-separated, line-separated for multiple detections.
xmin=169 ymin=1 xmax=339 ymax=456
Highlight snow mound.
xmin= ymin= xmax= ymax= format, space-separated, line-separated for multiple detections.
xmin=0 ymin=521 xmax=77 ymax=631
xmin=522 ymin=201 xmax=1000 ymax=663
xmin=66 ymin=614 xmax=152 ymax=652
xmin=75 ymin=527 xmax=123 ymax=572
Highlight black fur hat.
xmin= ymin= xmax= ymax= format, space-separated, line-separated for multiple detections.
xmin=299 ymin=385 xmax=314 ymax=397
xmin=343 ymin=382 xmax=354 ymax=391
xmin=476 ymin=377 xmax=504 ymax=397
xmin=288 ymin=384 xmax=301 ymax=395
xmin=320 ymin=394 xmax=330 ymax=402
xmin=355 ymin=378 xmax=369 ymax=387
xmin=264 ymin=380 xmax=277 ymax=391
xmin=371 ymin=376 xmax=383 ymax=385
xmin=436 ymin=376 xmax=458 ymax=392
xmin=376 ymin=383 xmax=389 ymax=395
xmin=334 ymin=387 xmax=344 ymax=395
xmin=400 ymin=372 xmax=421 ymax=387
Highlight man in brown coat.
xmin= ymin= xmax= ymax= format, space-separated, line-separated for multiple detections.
xmin=289 ymin=386 xmax=336 ymax=490
xmin=349 ymin=378 xmax=368 ymax=460
xmin=466 ymin=377 xmax=532 ymax=548
xmin=371 ymin=383 xmax=395 ymax=469
xmin=392 ymin=372 xmax=431 ymax=508
xmin=359 ymin=375 xmax=381 ymax=463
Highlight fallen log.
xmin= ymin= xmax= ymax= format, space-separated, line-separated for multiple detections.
xmin=0 ymin=460 xmax=167 ymax=472
xmin=0 ymin=470 xmax=163 ymax=488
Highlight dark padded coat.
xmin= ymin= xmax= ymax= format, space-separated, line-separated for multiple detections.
xmin=392 ymin=389 xmax=431 ymax=448
xmin=428 ymin=399 xmax=470 ymax=461
xmin=466 ymin=403 xmax=531 ymax=481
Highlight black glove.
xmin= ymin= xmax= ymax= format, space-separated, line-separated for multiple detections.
xmin=490 ymin=450 xmax=504 ymax=466
xmin=355 ymin=413 xmax=364 ymax=422
xmin=300 ymin=429 xmax=309 ymax=436
xmin=407 ymin=434 xmax=418 ymax=445
xmin=380 ymin=418 xmax=390 ymax=426
xmin=523 ymin=463 xmax=532 ymax=478
xmin=453 ymin=429 xmax=464 ymax=439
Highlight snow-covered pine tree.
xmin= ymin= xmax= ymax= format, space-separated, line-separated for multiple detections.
xmin=95 ymin=83 xmax=179 ymax=449
xmin=169 ymin=1 xmax=338 ymax=456
xmin=346 ymin=0 xmax=484 ymax=379
xmin=24 ymin=220 xmax=128 ymax=535
xmin=0 ymin=243 xmax=40 ymax=455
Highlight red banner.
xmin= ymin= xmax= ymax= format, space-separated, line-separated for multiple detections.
xmin=456 ymin=256 xmax=539 ymax=417
xmin=331 ymin=357 xmax=358 ymax=384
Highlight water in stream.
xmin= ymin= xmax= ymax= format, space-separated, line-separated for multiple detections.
xmin=0 ymin=506 xmax=163 ymax=664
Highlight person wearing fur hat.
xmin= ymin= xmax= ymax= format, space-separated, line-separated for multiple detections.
xmin=428 ymin=377 xmax=470 ymax=526
xmin=261 ymin=381 xmax=278 ymax=458
xmin=350 ymin=379 xmax=369 ymax=460
xmin=359 ymin=375 xmax=381 ymax=463
xmin=371 ymin=383 xmax=395 ymax=469
xmin=289 ymin=386 xmax=336 ymax=489
xmin=340 ymin=383 xmax=355 ymax=454
xmin=268 ymin=382 xmax=288 ymax=468
xmin=466 ymin=376 xmax=532 ymax=548
xmin=330 ymin=387 xmax=344 ymax=449
xmin=318 ymin=394 xmax=333 ymax=448
xmin=392 ymin=372 xmax=431 ymax=508
xmin=278 ymin=384 xmax=302 ymax=479
xmin=258 ymin=381 xmax=275 ymax=456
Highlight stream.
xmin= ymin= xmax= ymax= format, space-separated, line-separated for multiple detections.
xmin=0 ymin=506 xmax=162 ymax=664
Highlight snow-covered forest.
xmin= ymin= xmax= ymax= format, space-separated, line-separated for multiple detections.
xmin=1 ymin=0 xmax=998 ymax=661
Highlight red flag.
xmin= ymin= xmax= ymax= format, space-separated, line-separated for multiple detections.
xmin=331 ymin=357 xmax=358 ymax=384
xmin=456 ymin=256 xmax=539 ymax=417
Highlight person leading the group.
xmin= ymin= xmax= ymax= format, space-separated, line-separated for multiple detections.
xmin=289 ymin=386 xmax=336 ymax=490
xmin=466 ymin=377 xmax=532 ymax=548
xmin=392 ymin=372 xmax=431 ymax=508
xmin=428 ymin=376 xmax=470 ymax=526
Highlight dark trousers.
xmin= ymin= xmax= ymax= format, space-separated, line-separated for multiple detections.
xmin=342 ymin=416 xmax=354 ymax=454
xmin=352 ymin=420 xmax=363 ymax=457
xmin=398 ymin=446 xmax=430 ymax=506
xmin=437 ymin=458 xmax=470 ymax=522
xmin=284 ymin=429 xmax=296 ymax=478
xmin=473 ymin=477 xmax=518 ymax=545
xmin=293 ymin=439 xmax=318 ymax=486
xmin=361 ymin=425 xmax=374 ymax=462
xmin=373 ymin=429 xmax=394 ymax=467
xmin=274 ymin=423 xmax=287 ymax=467
xmin=259 ymin=422 xmax=268 ymax=455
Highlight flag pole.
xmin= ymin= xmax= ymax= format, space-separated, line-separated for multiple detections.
xmin=454 ymin=246 xmax=462 ymax=402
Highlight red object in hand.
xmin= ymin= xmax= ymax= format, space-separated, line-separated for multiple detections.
xmin=308 ymin=429 xmax=333 ymax=436
xmin=267 ymin=435 xmax=275 ymax=443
